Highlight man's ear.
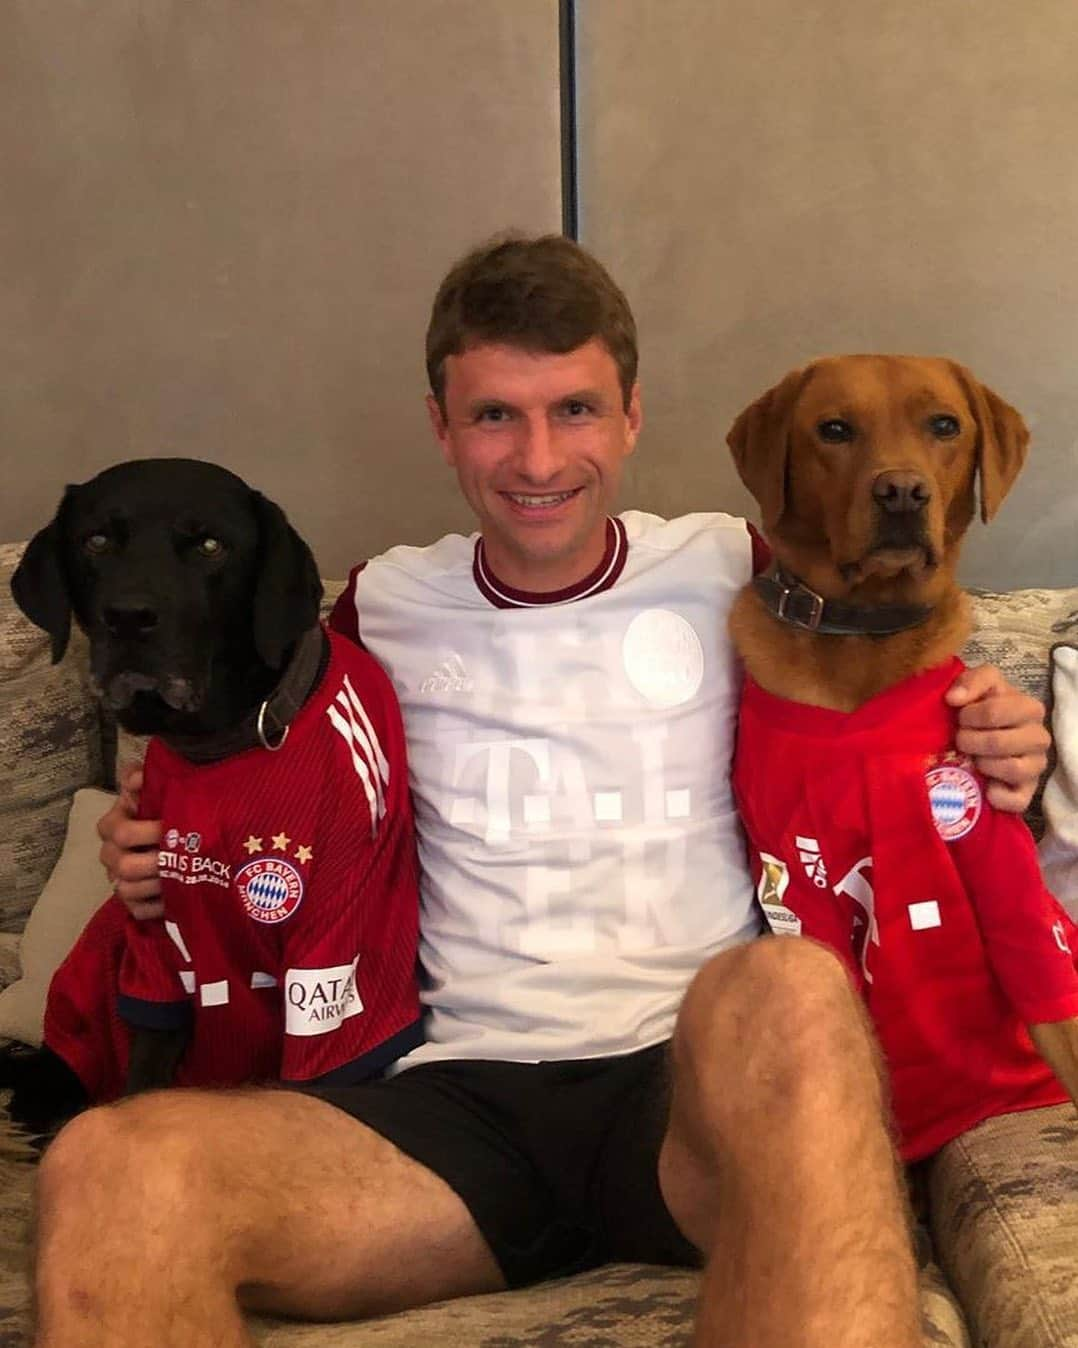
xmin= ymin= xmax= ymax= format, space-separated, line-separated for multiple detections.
xmin=251 ymin=493 xmax=323 ymax=669
xmin=726 ymin=366 xmax=811 ymax=533
xmin=11 ymin=490 xmax=75 ymax=663
xmin=427 ymin=393 xmax=455 ymax=466
xmin=947 ymin=361 xmax=1030 ymax=523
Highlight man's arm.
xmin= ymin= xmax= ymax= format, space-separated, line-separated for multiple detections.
xmin=946 ymin=664 xmax=1051 ymax=812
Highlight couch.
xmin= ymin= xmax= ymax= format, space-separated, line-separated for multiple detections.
xmin=1 ymin=538 xmax=1076 ymax=1347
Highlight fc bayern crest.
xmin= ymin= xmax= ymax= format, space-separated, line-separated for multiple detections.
xmin=235 ymin=856 xmax=305 ymax=924
xmin=925 ymin=762 xmax=982 ymax=841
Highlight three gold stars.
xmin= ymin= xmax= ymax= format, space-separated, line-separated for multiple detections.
xmin=243 ymin=832 xmax=313 ymax=864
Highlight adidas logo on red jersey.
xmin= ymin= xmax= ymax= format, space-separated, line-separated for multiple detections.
xmin=795 ymin=835 xmax=829 ymax=888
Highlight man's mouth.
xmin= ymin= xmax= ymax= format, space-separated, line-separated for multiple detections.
xmin=501 ymin=488 xmax=583 ymax=511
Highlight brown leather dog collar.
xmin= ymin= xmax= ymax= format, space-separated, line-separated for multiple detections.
xmin=754 ymin=569 xmax=934 ymax=637
xmin=161 ymin=624 xmax=328 ymax=763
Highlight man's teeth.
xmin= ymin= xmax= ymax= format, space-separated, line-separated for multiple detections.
xmin=505 ymin=490 xmax=577 ymax=506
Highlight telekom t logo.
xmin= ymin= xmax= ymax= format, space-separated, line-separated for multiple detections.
xmin=451 ymin=738 xmax=551 ymax=846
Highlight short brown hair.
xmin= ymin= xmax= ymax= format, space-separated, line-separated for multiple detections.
xmin=425 ymin=234 xmax=638 ymax=414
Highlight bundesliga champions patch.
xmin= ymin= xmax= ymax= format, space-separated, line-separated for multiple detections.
xmin=235 ymin=856 xmax=305 ymax=924
xmin=925 ymin=757 xmax=983 ymax=841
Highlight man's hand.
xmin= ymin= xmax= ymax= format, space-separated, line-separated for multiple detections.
xmin=945 ymin=664 xmax=1051 ymax=813
xmin=97 ymin=764 xmax=164 ymax=919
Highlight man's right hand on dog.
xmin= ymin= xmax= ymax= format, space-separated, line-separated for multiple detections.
xmin=98 ymin=764 xmax=164 ymax=919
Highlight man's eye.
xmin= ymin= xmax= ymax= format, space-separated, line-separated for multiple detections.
xmin=563 ymin=400 xmax=592 ymax=417
xmin=83 ymin=533 xmax=112 ymax=556
xmin=817 ymin=419 xmax=855 ymax=444
xmin=196 ymin=537 xmax=224 ymax=557
xmin=928 ymin=414 xmax=961 ymax=439
xmin=477 ymin=406 xmax=509 ymax=423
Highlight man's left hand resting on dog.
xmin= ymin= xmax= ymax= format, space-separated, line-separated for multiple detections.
xmin=944 ymin=663 xmax=1051 ymax=810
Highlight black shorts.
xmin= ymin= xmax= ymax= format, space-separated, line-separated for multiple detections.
xmin=304 ymin=1041 xmax=702 ymax=1288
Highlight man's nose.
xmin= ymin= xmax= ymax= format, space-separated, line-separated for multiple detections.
xmin=872 ymin=470 xmax=931 ymax=514
xmin=513 ymin=415 xmax=564 ymax=482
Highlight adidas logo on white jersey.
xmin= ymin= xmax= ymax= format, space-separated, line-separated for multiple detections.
xmin=795 ymin=835 xmax=829 ymax=888
xmin=420 ymin=653 xmax=473 ymax=694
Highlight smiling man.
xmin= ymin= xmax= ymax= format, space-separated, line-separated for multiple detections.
xmin=37 ymin=235 xmax=1051 ymax=1348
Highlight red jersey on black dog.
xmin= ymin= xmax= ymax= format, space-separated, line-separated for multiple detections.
xmin=45 ymin=630 xmax=423 ymax=1099
xmin=733 ymin=656 xmax=1078 ymax=1161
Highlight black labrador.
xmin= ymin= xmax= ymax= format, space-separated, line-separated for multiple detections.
xmin=4 ymin=458 xmax=322 ymax=1136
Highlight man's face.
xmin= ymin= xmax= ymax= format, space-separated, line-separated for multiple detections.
xmin=428 ymin=339 xmax=641 ymax=592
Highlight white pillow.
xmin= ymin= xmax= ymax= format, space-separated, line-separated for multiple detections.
xmin=1040 ymin=645 xmax=1078 ymax=919
xmin=0 ymin=788 xmax=116 ymax=1046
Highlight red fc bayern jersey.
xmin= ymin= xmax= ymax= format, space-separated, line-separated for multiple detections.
xmin=733 ymin=656 xmax=1078 ymax=1161
xmin=44 ymin=630 xmax=422 ymax=1101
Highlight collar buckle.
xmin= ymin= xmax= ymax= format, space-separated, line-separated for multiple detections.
xmin=776 ymin=576 xmax=825 ymax=631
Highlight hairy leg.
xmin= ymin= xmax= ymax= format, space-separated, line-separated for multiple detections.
xmin=33 ymin=1086 xmax=503 ymax=1347
xmin=659 ymin=938 xmax=921 ymax=1348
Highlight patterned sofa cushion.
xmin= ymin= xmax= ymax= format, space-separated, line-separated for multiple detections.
xmin=256 ymin=1261 xmax=969 ymax=1347
xmin=0 ymin=544 xmax=102 ymax=934
xmin=929 ymin=1103 xmax=1078 ymax=1347
xmin=963 ymin=587 xmax=1078 ymax=705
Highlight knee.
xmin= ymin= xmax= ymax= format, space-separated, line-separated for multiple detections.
xmin=38 ymin=1095 xmax=203 ymax=1223
xmin=674 ymin=937 xmax=881 ymax=1102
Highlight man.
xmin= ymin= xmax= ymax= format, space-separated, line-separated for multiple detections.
xmin=35 ymin=236 xmax=1050 ymax=1347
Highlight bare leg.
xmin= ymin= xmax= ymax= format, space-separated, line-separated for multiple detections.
xmin=658 ymin=938 xmax=921 ymax=1348
xmin=33 ymin=1087 xmax=503 ymax=1347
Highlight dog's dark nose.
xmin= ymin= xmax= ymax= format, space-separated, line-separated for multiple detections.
xmin=102 ymin=602 xmax=159 ymax=639
xmin=872 ymin=471 xmax=930 ymax=514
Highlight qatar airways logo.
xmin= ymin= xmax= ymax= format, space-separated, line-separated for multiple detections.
xmin=285 ymin=959 xmax=363 ymax=1037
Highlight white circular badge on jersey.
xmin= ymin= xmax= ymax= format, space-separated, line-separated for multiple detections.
xmin=622 ymin=609 xmax=705 ymax=708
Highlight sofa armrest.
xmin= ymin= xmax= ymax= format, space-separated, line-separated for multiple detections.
xmin=929 ymin=1103 xmax=1078 ymax=1346
xmin=0 ymin=934 xmax=20 ymax=993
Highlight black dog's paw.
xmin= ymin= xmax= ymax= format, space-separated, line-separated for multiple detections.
xmin=0 ymin=1043 xmax=88 ymax=1144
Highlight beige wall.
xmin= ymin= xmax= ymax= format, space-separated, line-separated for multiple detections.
xmin=6 ymin=2 xmax=1077 ymax=590
xmin=2 ymin=2 xmax=561 ymax=578
xmin=578 ymin=0 xmax=1078 ymax=589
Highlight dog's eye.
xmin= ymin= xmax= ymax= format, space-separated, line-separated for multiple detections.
xmin=196 ymin=537 xmax=223 ymax=557
xmin=817 ymin=419 xmax=854 ymax=444
xmin=928 ymin=414 xmax=961 ymax=439
xmin=83 ymin=533 xmax=112 ymax=556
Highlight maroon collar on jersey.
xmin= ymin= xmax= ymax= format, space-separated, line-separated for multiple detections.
xmin=162 ymin=624 xmax=328 ymax=763
xmin=472 ymin=516 xmax=628 ymax=610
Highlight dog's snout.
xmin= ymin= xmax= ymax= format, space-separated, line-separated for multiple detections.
xmin=103 ymin=602 xmax=159 ymax=640
xmin=872 ymin=471 xmax=930 ymax=515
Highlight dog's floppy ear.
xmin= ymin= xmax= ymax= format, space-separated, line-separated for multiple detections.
xmin=947 ymin=362 xmax=1030 ymax=523
xmin=11 ymin=491 xmax=75 ymax=664
xmin=726 ymin=366 xmax=812 ymax=533
xmin=251 ymin=492 xmax=323 ymax=669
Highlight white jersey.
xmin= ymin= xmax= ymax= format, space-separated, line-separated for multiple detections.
xmin=337 ymin=511 xmax=762 ymax=1064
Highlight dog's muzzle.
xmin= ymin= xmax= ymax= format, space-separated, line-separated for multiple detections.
xmin=92 ymin=670 xmax=201 ymax=713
